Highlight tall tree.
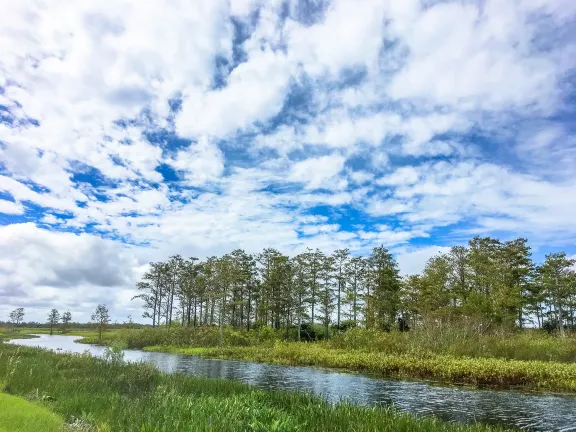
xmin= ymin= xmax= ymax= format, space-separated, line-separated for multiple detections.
xmin=539 ymin=253 xmax=576 ymax=337
xmin=345 ymin=256 xmax=365 ymax=325
xmin=319 ymin=255 xmax=335 ymax=339
xmin=332 ymin=249 xmax=350 ymax=327
xmin=61 ymin=310 xmax=72 ymax=333
xmin=47 ymin=309 xmax=60 ymax=335
xmin=9 ymin=308 xmax=25 ymax=329
xmin=292 ymin=253 xmax=311 ymax=340
xmin=366 ymin=246 xmax=401 ymax=330
xmin=91 ymin=304 xmax=110 ymax=340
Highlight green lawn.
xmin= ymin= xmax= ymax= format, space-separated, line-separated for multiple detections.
xmin=0 ymin=393 xmax=63 ymax=432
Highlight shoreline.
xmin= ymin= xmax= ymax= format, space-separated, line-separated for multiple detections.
xmin=0 ymin=343 xmax=502 ymax=432
xmin=18 ymin=331 xmax=576 ymax=394
xmin=140 ymin=343 xmax=576 ymax=394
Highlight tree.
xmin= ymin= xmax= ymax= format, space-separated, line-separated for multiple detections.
xmin=61 ymin=311 xmax=72 ymax=333
xmin=47 ymin=309 xmax=60 ymax=335
xmin=366 ymin=246 xmax=401 ymax=330
xmin=91 ymin=304 xmax=110 ymax=340
xmin=539 ymin=253 xmax=575 ymax=337
xmin=9 ymin=308 xmax=25 ymax=329
xmin=345 ymin=256 xmax=365 ymax=325
xmin=332 ymin=249 xmax=350 ymax=327
xmin=130 ymin=238 xmax=574 ymax=338
xmin=319 ymin=255 xmax=335 ymax=339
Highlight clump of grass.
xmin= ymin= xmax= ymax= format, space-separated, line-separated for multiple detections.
xmin=0 ymin=343 xmax=501 ymax=432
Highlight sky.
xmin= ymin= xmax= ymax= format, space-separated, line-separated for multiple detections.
xmin=1 ymin=0 xmax=576 ymax=323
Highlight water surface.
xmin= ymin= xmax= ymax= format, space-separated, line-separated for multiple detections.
xmin=8 ymin=334 xmax=576 ymax=431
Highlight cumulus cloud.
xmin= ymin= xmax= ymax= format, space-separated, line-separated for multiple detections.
xmin=1 ymin=0 xmax=575 ymax=320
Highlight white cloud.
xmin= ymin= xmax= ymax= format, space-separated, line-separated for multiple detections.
xmin=0 ymin=223 xmax=138 ymax=321
xmin=0 ymin=199 xmax=24 ymax=215
xmin=394 ymin=245 xmax=452 ymax=276
xmin=288 ymin=154 xmax=346 ymax=190
xmin=168 ymin=137 xmax=224 ymax=186
xmin=387 ymin=0 xmax=573 ymax=114
xmin=285 ymin=0 xmax=386 ymax=77
xmin=1 ymin=0 xmax=575 ymax=321
xmin=176 ymin=49 xmax=293 ymax=138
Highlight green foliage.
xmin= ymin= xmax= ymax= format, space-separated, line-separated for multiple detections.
xmin=0 ymin=343 xmax=500 ymax=432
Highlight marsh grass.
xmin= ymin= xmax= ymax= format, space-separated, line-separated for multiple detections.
xmin=78 ymin=325 xmax=576 ymax=363
xmin=0 ymin=343 xmax=502 ymax=432
xmin=197 ymin=343 xmax=576 ymax=392
xmin=74 ymin=325 xmax=576 ymax=392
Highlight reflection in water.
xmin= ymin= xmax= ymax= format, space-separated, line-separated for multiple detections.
xmin=8 ymin=334 xmax=576 ymax=432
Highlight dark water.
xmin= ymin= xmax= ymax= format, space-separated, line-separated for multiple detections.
xmin=8 ymin=334 xmax=576 ymax=431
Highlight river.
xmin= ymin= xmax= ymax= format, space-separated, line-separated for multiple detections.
xmin=7 ymin=334 xmax=576 ymax=431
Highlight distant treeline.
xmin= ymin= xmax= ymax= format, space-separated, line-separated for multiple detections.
xmin=133 ymin=236 xmax=576 ymax=337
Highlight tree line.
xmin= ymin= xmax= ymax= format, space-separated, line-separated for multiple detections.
xmin=6 ymin=305 xmax=114 ymax=339
xmin=133 ymin=237 xmax=576 ymax=337
xmin=7 ymin=307 xmax=74 ymax=334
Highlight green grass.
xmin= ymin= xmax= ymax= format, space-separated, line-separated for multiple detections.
xmin=0 ymin=330 xmax=39 ymax=343
xmin=0 ymin=393 xmax=63 ymax=432
xmin=77 ymin=325 xmax=576 ymax=363
xmin=198 ymin=344 xmax=576 ymax=392
xmin=0 ymin=343 xmax=502 ymax=432
xmin=142 ymin=345 xmax=209 ymax=355
xmin=80 ymin=326 xmax=576 ymax=393
xmin=15 ymin=327 xmax=105 ymax=338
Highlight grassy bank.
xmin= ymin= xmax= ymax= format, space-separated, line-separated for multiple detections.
xmin=0 ymin=393 xmax=64 ymax=432
xmin=78 ymin=326 xmax=576 ymax=363
xmin=75 ymin=326 xmax=576 ymax=392
xmin=193 ymin=344 xmax=576 ymax=392
xmin=0 ymin=344 xmax=501 ymax=432
xmin=0 ymin=330 xmax=39 ymax=343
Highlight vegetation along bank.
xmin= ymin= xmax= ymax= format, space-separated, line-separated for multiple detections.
xmin=0 ymin=343 xmax=502 ymax=432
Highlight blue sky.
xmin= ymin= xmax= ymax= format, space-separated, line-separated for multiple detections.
xmin=1 ymin=0 xmax=576 ymax=322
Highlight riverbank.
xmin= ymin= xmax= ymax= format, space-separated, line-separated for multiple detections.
xmin=0 ymin=343 xmax=501 ymax=432
xmin=0 ymin=331 xmax=39 ymax=342
xmin=75 ymin=326 xmax=576 ymax=393
xmin=142 ymin=343 xmax=576 ymax=393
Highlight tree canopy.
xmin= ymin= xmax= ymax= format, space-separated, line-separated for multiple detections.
xmin=133 ymin=237 xmax=576 ymax=336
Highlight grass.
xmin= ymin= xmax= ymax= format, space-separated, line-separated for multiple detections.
xmin=73 ymin=325 xmax=576 ymax=393
xmin=0 ymin=343 xmax=503 ymax=432
xmin=192 ymin=343 xmax=576 ymax=393
xmin=142 ymin=346 xmax=209 ymax=355
xmin=14 ymin=327 xmax=104 ymax=338
xmin=0 ymin=393 xmax=63 ymax=432
xmin=0 ymin=329 xmax=39 ymax=343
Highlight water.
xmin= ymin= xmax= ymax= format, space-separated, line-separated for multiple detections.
xmin=7 ymin=334 xmax=576 ymax=431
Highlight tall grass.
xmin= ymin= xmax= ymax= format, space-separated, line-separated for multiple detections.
xmin=79 ymin=326 xmax=277 ymax=349
xmin=326 ymin=327 xmax=576 ymax=362
xmin=198 ymin=343 xmax=576 ymax=392
xmin=80 ymin=323 xmax=576 ymax=363
xmin=0 ymin=343 xmax=501 ymax=432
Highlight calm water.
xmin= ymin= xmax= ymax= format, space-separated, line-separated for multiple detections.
xmin=8 ymin=334 xmax=576 ymax=431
